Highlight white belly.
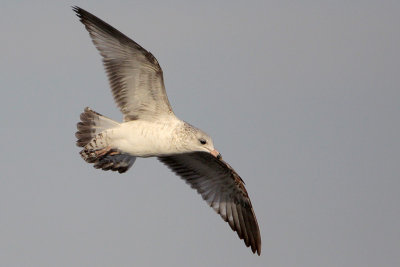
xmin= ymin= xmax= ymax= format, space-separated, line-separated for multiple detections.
xmin=107 ymin=119 xmax=182 ymax=157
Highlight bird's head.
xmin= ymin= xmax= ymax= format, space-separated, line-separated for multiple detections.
xmin=179 ymin=122 xmax=221 ymax=159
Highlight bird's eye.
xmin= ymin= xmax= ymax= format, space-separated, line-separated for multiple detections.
xmin=199 ymin=139 xmax=207 ymax=145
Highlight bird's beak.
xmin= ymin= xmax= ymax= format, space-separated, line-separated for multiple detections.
xmin=210 ymin=149 xmax=222 ymax=159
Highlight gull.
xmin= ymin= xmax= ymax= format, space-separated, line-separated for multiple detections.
xmin=73 ymin=6 xmax=261 ymax=255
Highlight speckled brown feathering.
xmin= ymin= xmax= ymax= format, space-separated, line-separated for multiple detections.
xmin=76 ymin=107 xmax=136 ymax=173
xmin=80 ymin=146 xmax=136 ymax=173
xmin=75 ymin=107 xmax=119 ymax=147
xmin=159 ymin=152 xmax=261 ymax=255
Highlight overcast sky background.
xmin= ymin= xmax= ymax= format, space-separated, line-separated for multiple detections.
xmin=1 ymin=1 xmax=399 ymax=266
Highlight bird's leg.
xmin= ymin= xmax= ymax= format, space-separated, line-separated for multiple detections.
xmin=95 ymin=146 xmax=112 ymax=157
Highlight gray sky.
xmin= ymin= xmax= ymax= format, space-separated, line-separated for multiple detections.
xmin=1 ymin=1 xmax=399 ymax=266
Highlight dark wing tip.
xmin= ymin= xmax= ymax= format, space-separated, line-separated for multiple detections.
xmin=71 ymin=6 xmax=161 ymax=68
xmin=72 ymin=6 xmax=103 ymax=28
xmin=213 ymin=158 xmax=262 ymax=255
xmin=159 ymin=152 xmax=262 ymax=255
xmin=71 ymin=6 xmax=84 ymax=19
xmin=72 ymin=6 xmax=86 ymax=17
xmin=72 ymin=6 xmax=98 ymax=29
xmin=257 ymin=244 xmax=261 ymax=256
xmin=252 ymin=219 xmax=262 ymax=255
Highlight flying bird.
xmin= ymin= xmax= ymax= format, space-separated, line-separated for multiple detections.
xmin=73 ymin=6 xmax=261 ymax=255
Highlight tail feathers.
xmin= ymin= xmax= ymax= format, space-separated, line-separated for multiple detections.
xmin=75 ymin=107 xmax=119 ymax=147
xmin=80 ymin=147 xmax=136 ymax=173
xmin=76 ymin=107 xmax=136 ymax=173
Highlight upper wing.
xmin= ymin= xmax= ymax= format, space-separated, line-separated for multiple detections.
xmin=158 ymin=152 xmax=261 ymax=255
xmin=73 ymin=7 xmax=174 ymax=121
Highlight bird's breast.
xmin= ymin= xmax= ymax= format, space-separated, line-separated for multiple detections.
xmin=110 ymin=119 xmax=182 ymax=157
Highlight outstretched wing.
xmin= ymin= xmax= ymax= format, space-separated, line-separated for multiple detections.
xmin=73 ymin=6 xmax=174 ymax=121
xmin=158 ymin=152 xmax=261 ymax=255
